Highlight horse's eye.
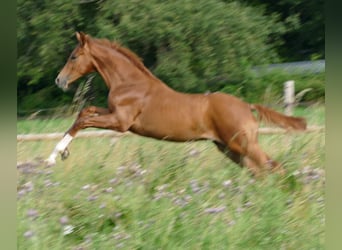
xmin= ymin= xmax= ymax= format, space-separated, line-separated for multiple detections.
xmin=70 ymin=55 xmax=77 ymax=60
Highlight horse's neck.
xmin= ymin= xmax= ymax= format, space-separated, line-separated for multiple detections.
xmin=92 ymin=48 xmax=156 ymax=91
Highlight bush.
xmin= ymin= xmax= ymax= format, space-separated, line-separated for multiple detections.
xmin=235 ymin=71 xmax=325 ymax=105
xmin=18 ymin=0 xmax=286 ymax=113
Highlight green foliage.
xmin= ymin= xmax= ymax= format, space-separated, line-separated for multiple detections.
xmin=99 ymin=0 xmax=283 ymax=92
xmin=241 ymin=72 xmax=325 ymax=104
xmin=18 ymin=0 xmax=287 ymax=114
xmin=241 ymin=0 xmax=324 ymax=61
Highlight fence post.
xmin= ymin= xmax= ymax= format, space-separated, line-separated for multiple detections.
xmin=284 ymin=80 xmax=295 ymax=116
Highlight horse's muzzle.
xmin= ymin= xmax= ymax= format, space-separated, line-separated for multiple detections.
xmin=55 ymin=76 xmax=69 ymax=91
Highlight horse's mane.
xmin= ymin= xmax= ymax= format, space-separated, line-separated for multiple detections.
xmin=93 ymin=38 xmax=156 ymax=79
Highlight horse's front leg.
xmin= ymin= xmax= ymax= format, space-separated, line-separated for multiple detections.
xmin=62 ymin=106 xmax=111 ymax=159
xmin=75 ymin=106 xmax=110 ymax=119
xmin=45 ymin=106 xmax=111 ymax=166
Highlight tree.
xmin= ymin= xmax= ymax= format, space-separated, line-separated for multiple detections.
xmin=18 ymin=0 xmax=285 ymax=113
xmin=237 ymin=0 xmax=324 ymax=61
xmin=17 ymin=0 xmax=101 ymax=111
xmin=95 ymin=0 xmax=284 ymax=92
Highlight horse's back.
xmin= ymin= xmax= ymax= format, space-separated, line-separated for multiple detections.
xmin=208 ymin=92 xmax=252 ymax=117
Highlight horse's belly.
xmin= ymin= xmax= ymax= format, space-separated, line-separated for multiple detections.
xmin=128 ymin=93 xmax=219 ymax=141
xmin=129 ymin=115 xmax=216 ymax=142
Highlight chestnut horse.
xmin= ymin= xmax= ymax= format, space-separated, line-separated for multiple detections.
xmin=46 ymin=32 xmax=306 ymax=176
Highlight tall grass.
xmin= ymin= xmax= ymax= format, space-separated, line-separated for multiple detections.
xmin=17 ymin=106 xmax=325 ymax=249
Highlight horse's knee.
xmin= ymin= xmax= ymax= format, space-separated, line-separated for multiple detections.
xmin=115 ymin=122 xmax=131 ymax=133
xmin=228 ymin=138 xmax=248 ymax=155
xmin=74 ymin=117 xmax=86 ymax=129
xmin=79 ymin=106 xmax=96 ymax=118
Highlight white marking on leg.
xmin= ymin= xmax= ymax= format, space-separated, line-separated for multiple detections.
xmin=55 ymin=134 xmax=73 ymax=152
xmin=45 ymin=134 xmax=73 ymax=165
xmin=45 ymin=151 xmax=58 ymax=166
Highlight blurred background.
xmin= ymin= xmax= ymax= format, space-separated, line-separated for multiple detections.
xmin=17 ymin=0 xmax=324 ymax=118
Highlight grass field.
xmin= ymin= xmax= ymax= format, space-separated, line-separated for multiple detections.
xmin=17 ymin=105 xmax=325 ymax=249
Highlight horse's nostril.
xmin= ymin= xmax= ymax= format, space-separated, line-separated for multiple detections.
xmin=55 ymin=77 xmax=59 ymax=85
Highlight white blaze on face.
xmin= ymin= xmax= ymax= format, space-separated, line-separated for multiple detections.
xmin=45 ymin=134 xmax=74 ymax=166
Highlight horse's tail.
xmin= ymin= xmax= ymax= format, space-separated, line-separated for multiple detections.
xmin=250 ymin=104 xmax=307 ymax=130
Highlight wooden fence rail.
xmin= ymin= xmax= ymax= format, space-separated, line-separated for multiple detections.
xmin=17 ymin=126 xmax=324 ymax=142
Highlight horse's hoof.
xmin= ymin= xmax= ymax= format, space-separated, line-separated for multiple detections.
xmin=44 ymin=158 xmax=56 ymax=167
xmin=61 ymin=149 xmax=70 ymax=160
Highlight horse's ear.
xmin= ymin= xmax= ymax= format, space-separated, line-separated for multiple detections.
xmin=76 ymin=31 xmax=88 ymax=47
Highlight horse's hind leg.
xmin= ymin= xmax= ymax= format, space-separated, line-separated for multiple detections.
xmin=246 ymin=142 xmax=285 ymax=176
xmin=214 ymin=141 xmax=242 ymax=165
xmin=215 ymin=132 xmax=285 ymax=177
xmin=214 ymin=141 xmax=261 ymax=177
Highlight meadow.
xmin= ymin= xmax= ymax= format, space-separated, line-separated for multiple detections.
xmin=17 ymin=105 xmax=325 ymax=250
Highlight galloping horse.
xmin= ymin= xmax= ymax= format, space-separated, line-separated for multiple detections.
xmin=46 ymin=32 xmax=306 ymax=176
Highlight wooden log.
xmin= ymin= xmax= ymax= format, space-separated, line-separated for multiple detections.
xmin=17 ymin=126 xmax=324 ymax=141
xmin=17 ymin=130 xmax=126 ymax=141
xmin=258 ymin=125 xmax=324 ymax=135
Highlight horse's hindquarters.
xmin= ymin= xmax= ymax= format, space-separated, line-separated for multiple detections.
xmin=208 ymin=93 xmax=259 ymax=140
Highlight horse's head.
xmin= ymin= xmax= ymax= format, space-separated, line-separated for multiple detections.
xmin=55 ymin=32 xmax=95 ymax=91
